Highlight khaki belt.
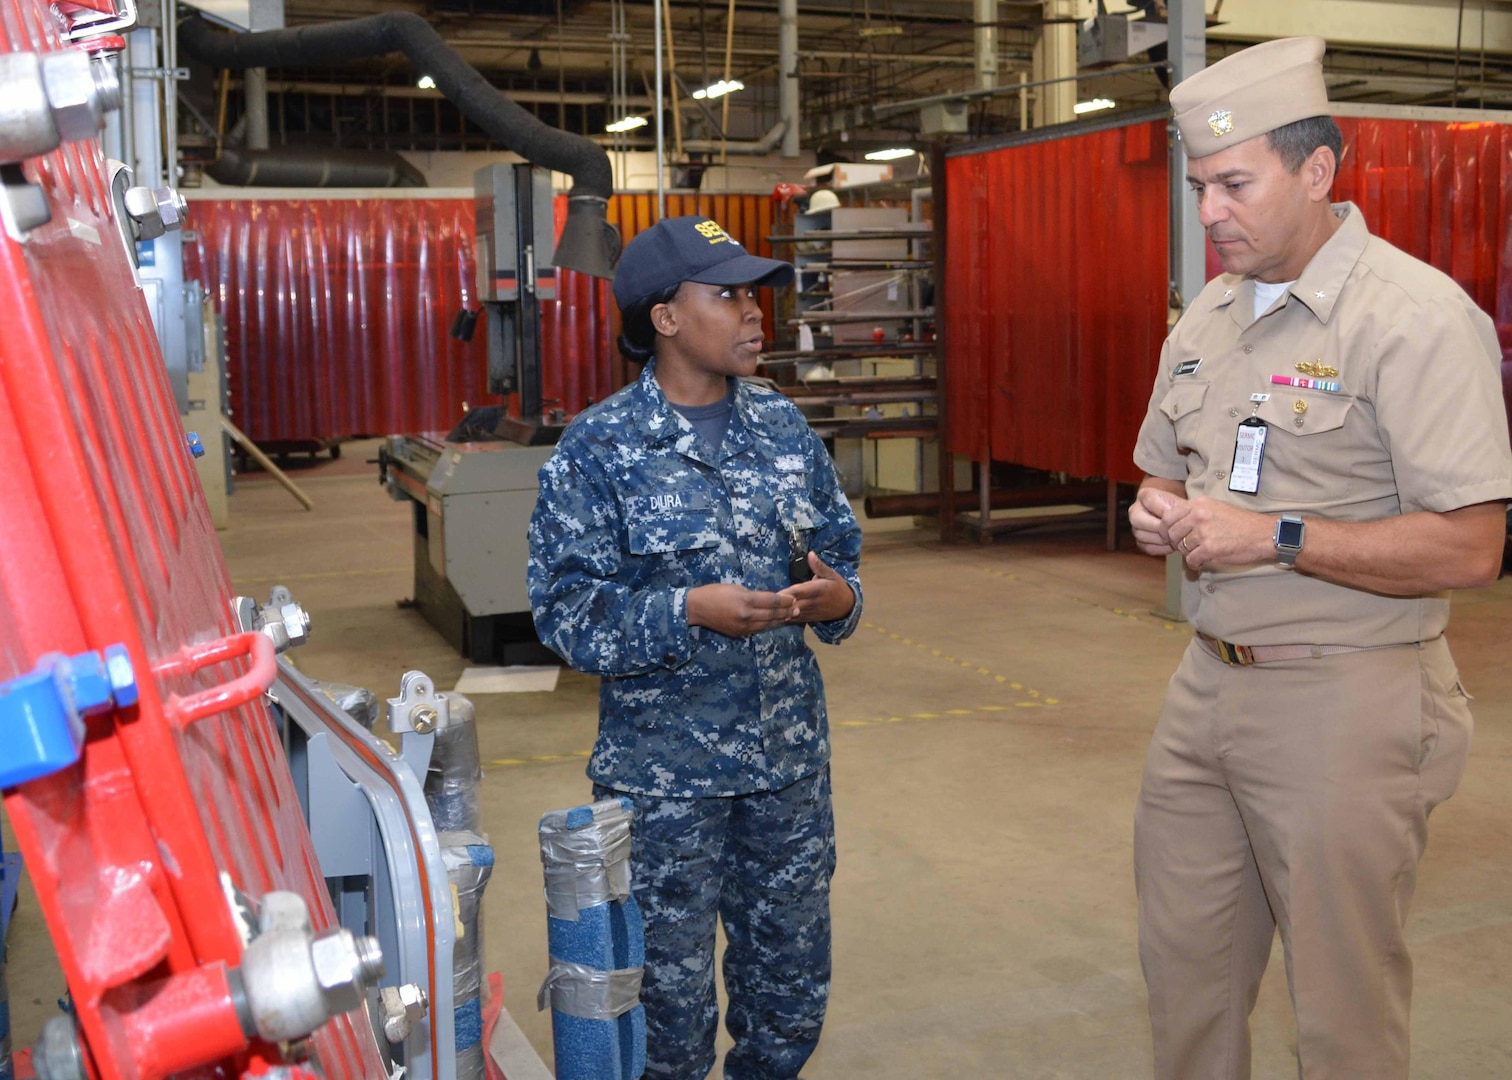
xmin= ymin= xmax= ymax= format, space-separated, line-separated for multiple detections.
xmin=1194 ymin=632 xmax=1397 ymax=667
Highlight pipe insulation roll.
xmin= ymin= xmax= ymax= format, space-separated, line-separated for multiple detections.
xmin=177 ymin=13 xmax=610 ymax=199
xmin=440 ymin=832 xmax=495 ymax=1080
xmin=424 ymin=692 xmax=483 ymax=833
xmin=537 ymin=799 xmax=646 ymax=1080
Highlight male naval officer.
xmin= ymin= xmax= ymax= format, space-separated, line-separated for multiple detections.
xmin=1127 ymin=36 xmax=1512 ymax=1080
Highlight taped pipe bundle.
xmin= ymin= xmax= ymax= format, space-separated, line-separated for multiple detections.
xmin=537 ymin=799 xmax=646 ymax=1080
xmin=424 ymin=693 xmax=482 ymax=833
xmin=310 ymin=679 xmax=379 ymax=730
xmin=441 ymin=831 xmax=495 ymax=1080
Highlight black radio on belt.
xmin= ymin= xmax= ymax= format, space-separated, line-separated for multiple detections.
xmin=787 ymin=525 xmax=814 ymax=584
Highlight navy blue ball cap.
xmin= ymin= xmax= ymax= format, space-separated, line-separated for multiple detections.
xmin=612 ymin=216 xmax=795 ymax=309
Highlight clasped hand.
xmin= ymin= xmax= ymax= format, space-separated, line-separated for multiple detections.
xmin=686 ymin=552 xmax=856 ymax=638
xmin=1129 ymin=487 xmax=1273 ymax=570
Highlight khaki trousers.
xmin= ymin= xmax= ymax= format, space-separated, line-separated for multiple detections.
xmin=1134 ymin=637 xmax=1472 ymax=1080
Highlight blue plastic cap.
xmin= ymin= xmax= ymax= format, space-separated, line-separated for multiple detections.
xmin=0 ymin=646 xmax=138 ymax=789
xmin=104 ymin=645 xmax=138 ymax=708
xmin=186 ymin=432 xmax=206 ymax=458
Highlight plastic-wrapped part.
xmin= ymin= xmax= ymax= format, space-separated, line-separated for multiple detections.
xmin=537 ymin=799 xmax=646 ymax=1080
xmin=440 ymin=831 xmax=494 ymax=1080
xmin=310 ymin=680 xmax=379 ymax=731
xmin=425 ymin=692 xmax=482 ymax=833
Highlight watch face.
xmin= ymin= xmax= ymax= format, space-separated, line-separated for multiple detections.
xmin=1277 ymin=519 xmax=1305 ymax=549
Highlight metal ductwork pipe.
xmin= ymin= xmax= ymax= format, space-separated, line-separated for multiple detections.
xmin=682 ymin=121 xmax=788 ymax=155
xmin=778 ymin=0 xmax=798 ymax=157
xmin=177 ymin=13 xmax=619 ymax=279
xmin=208 ymin=146 xmax=426 ymax=187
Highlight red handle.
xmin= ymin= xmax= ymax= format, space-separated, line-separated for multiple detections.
xmin=160 ymin=632 xmax=276 ymax=728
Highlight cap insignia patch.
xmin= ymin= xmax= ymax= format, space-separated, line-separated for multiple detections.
xmin=694 ymin=220 xmax=733 ymax=245
xmin=1208 ymin=109 xmax=1234 ymax=138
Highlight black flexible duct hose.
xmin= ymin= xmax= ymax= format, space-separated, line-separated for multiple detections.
xmin=178 ymin=12 xmax=619 ymax=278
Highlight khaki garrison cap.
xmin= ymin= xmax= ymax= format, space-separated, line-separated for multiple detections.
xmin=1170 ymin=36 xmax=1330 ymax=158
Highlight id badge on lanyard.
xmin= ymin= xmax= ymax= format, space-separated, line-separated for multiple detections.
xmin=1229 ymin=394 xmax=1270 ymax=495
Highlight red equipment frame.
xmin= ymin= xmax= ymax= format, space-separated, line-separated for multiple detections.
xmin=0 ymin=6 xmax=386 ymax=1079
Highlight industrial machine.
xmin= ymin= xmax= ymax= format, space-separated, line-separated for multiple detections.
xmin=0 ymin=4 xmax=614 ymax=1078
xmin=380 ymin=162 xmax=608 ymax=666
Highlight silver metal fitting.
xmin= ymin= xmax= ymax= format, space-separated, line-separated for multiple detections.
xmin=229 ymin=588 xmax=311 ymax=654
xmin=378 ymin=983 xmax=430 ymax=1044
xmin=32 ymin=1015 xmax=87 ymax=1080
xmin=386 ymin=671 xmax=451 ymax=735
xmin=237 ymin=891 xmax=385 ymax=1043
xmin=0 ymin=49 xmax=119 ymax=166
xmin=42 ymin=50 xmax=118 ymax=144
xmin=122 ymin=183 xmax=187 ymax=241
xmin=310 ymin=928 xmax=385 ymax=1016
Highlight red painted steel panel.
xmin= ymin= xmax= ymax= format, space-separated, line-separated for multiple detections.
xmin=0 ymin=11 xmax=384 ymax=1080
xmin=184 ymin=192 xmax=776 ymax=443
xmin=944 ymin=115 xmax=1512 ymax=484
xmin=944 ymin=119 xmax=1169 ymax=484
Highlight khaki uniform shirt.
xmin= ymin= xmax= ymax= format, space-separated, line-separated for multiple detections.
xmin=1134 ymin=202 xmax=1512 ymax=646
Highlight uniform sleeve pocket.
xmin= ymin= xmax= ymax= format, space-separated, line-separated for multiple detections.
xmin=1158 ymin=380 xmax=1210 ymax=422
xmin=627 ymin=513 xmax=723 ymax=555
xmin=1256 ymin=392 xmax=1354 ymax=436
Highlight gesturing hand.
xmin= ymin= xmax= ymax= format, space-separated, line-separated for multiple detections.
xmin=777 ymin=552 xmax=856 ymax=624
xmin=687 ymin=583 xmax=798 ymax=638
xmin=1130 ymin=486 xmax=1186 ymax=556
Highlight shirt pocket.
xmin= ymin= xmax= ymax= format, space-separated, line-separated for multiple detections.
xmin=1250 ymin=391 xmax=1357 ymax=505
xmin=1158 ymin=380 xmax=1210 ymax=451
xmin=626 ymin=512 xmax=723 ymax=556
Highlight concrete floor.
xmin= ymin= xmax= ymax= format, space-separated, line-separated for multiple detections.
xmin=5 ymin=440 xmax=1511 ymax=1078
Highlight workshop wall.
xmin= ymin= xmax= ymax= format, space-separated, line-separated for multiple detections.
xmin=943 ymin=113 xmax=1512 ymax=483
xmin=185 ymin=192 xmax=775 ymax=444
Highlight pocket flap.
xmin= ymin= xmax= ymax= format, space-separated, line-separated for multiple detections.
xmin=627 ymin=513 xmax=723 ymax=555
xmin=1256 ymin=392 xmax=1354 ymax=435
xmin=1159 ymin=381 xmax=1210 ymax=421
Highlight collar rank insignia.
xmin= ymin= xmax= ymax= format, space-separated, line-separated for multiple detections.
xmin=1295 ymin=360 xmax=1339 ymax=378
xmin=1208 ymin=109 xmax=1234 ymax=138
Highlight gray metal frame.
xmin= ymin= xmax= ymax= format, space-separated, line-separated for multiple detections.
xmin=268 ymin=659 xmax=458 ymax=1080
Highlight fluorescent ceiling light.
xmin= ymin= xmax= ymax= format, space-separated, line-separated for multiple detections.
xmin=605 ymin=115 xmax=649 ymax=133
xmin=417 ymin=75 xmax=436 ymax=90
xmin=1074 ymin=98 xmax=1116 ymax=115
xmin=692 ymin=79 xmax=744 ymax=101
xmin=865 ymin=147 xmax=915 ymax=161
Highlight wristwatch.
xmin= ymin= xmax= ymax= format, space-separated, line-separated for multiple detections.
xmin=1274 ymin=514 xmax=1306 ymax=567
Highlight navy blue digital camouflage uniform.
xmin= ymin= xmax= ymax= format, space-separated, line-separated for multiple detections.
xmin=529 ymin=359 xmax=863 ymax=1080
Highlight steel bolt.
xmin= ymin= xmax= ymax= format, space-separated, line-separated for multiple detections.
xmin=40 ymin=50 xmax=108 ymax=144
xmin=410 ymin=705 xmax=439 ymax=734
xmin=278 ymin=602 xmax=311 ymax=647
xmin=103 ymin=644 xmax=137 ymax=708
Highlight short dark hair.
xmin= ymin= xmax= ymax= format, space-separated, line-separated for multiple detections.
xmin=616 ymin=283 xmax=683 ymax=365
xmin=1266 ymin=115 xmax=1344 ymax=173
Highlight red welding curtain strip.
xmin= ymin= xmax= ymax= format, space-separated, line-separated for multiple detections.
xmin=184 ymin=192 xmax=776 ymax=444
xmin=943 ymin=119 xmax=1168 ymax=484
xmin=944 ymin=116 xmax=1512 ymax=483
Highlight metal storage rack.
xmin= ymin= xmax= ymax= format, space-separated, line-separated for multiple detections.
xmin=766 ymin=188 xmax=941 ymax=502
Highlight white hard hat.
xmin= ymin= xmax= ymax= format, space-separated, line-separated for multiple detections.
xmin=805 ymin=189 xmax=840 ymax=214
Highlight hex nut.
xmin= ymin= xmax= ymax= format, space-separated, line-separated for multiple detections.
xmin=122 ymin=185 xmax=167 ymax=240
xmin=40 ymin=50 xmax=105 ymax=145
xmin=152 ymin=186 xmax=186 ymax=231
xmin=309 ymin=929 xmax=366 ymax=1016
xmin=398 ymin=982 xmax=429 ymax=1018
xmin=278 ymin=602 xmax=311 ymax=645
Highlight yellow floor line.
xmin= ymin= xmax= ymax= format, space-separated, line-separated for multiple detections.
xmin=484 ymin=700 xmax=1063 ymax=768
xmin=1066 ymin=594 xmax=1184 ymax=632
xmin=859 ymin=620 xmax=1062 ymax=703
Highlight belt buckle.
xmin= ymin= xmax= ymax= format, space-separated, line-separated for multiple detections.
xmin=1207 ymin=635 xmax=1255 ymax=666
xmin=1220 ymin=640 xmax=1255 ymax=666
